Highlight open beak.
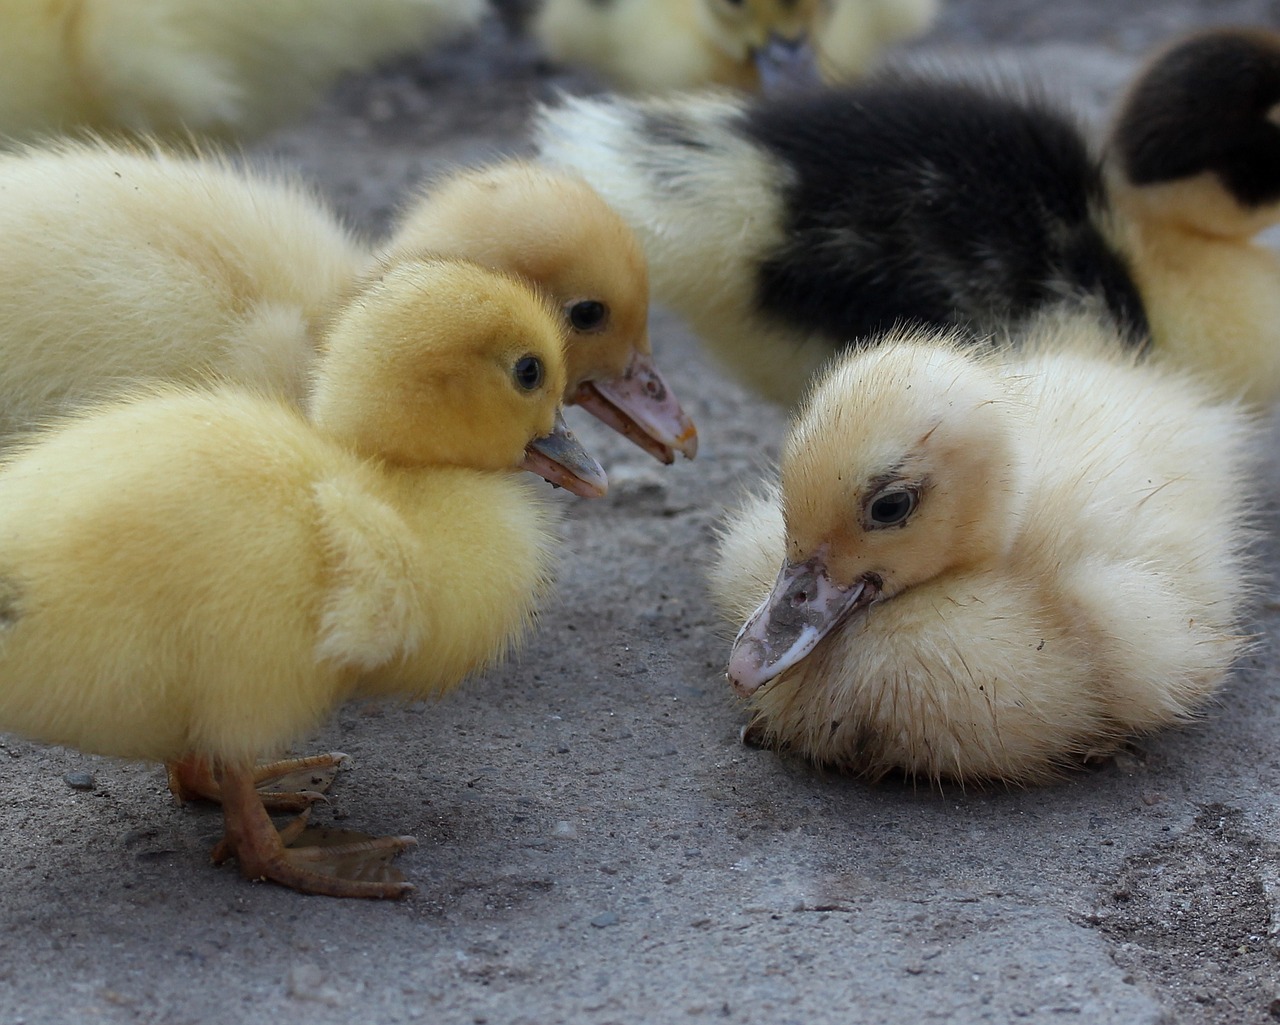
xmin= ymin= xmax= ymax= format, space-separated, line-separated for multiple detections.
xmin=522 ymin=409 xmax=609 ymax=498
xmin=726 ymin=550 xmax=876 ymax=696
xmin=753 ymin=33 xmax=821 ymax=95
xmin=572 ymin=351 xmax=698 ymax=465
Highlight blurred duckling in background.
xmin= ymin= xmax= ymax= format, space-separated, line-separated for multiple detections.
xmin=711 ymin=315 xmax=1260 ymax=784
xmin=531 ymin=0 xmax=937 ymax=95
xmin=0 ymin=257 xmax=602 ymax=898
xmin=815 ymin=0 xmax=938 ymax=84
xmin=0 ymin=0 xmax=484 ymax=144
xmin=536 ymin=27 xmax=1280 ymax=407
xmin=0 ymin=141 xmax=696 ymax=462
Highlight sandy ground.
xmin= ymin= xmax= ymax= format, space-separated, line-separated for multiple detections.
xmin=2 ymin=2 xmax=1280 ymax=1024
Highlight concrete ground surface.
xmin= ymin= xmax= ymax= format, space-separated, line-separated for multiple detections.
xmin=2 ymin=1 xmax=1279 ymax=1023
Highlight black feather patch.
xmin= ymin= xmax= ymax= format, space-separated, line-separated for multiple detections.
xmin=740 ymin=79 xmax=1149 ymax=349
xmin=1112 ymin=29 xmax=1280 ymax=208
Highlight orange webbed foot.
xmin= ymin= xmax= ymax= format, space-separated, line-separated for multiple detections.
xmin=214 ymin=763 xmax=415 ymax=899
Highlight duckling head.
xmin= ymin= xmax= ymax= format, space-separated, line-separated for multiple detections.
xmin=386 ymin=162 xmax=697 ymax=463
xmin=310 ymin=256 xmax=608 ymax=497
xmin=696 ymin=0 xmax=826 ymax=91
xmin=1109 ymin=27 xmax=1280 ymax=237
xmin=727 ymin=335 xmax=1027 ymax=694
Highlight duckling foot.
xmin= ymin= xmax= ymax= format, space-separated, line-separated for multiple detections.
xmin=214 ymin=764 xmax=416 ymax=899
xmin=167 ymin=752 xmax=349 ymax=812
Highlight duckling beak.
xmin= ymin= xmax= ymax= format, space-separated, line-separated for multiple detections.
xmin=522 ymin=410 xmax=609 ymax=498
xmin=571 ymin=352 xmax=699 ymax=464
xmin=753 ymin=33 xmax=821 ymax=95
xmin=726 ymin=551 xmax=875 ymax=696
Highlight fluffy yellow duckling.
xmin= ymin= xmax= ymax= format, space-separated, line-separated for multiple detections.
xmin=711 ymin=315 xmax=1259 ymax=784
xmin=536 ymin=27 xmax=1280 ymax=408
xmin=531 ymin=0 xmax=934 ymax=94
xmin=0 ymin=0 xmax=484 ymax=143
xmin=0 ymin=256 xmax=603 ymax=899
xmin=0 ymin=141 xmax=696 ymax=462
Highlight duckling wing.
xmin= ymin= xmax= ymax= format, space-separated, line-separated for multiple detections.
xmin=312 ymin=477 xmax=429 ymax=674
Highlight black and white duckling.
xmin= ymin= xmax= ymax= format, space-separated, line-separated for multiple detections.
xmin=710 ymin=314 xmax=1260 ymax=784
xmin=0 ymin=141 xmax=696 ymax=463
xmin=536 ymin=27 xmax=1280 ymax=407
xmin=0 ymin=256 xmax=601 ymax=899
xmin=0 ymin=0 xmax=484 ymax=143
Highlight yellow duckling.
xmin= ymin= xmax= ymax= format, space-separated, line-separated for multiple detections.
xmin=533 ymin=0 xmax=824 ymax=94
xmin=1103 ymin=27 xmax=1280 ymax=409
xmin=0 ymin=141 xmax=696 ymax=462
xmin=0 ymin=256 xmax=603 ymax=899
xmin=0 ymin=0 xmax=484 ymax=143
xmin=536 ymin=27 xmax=1280 ymax=408
xmin=384 ymin=161 xmax=697 ymax=462
xmin=531 ymin=0 xmax=934 ymax=94
xmin=711 ymin=314 xmax=1259 ymax=785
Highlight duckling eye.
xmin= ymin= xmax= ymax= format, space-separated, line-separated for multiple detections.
xmin=513 ymin=355 xmax=544 ymax=391
xmin=867 ymin=488 xmax=917 ymax=528
xmin=566 ymin=300 xmax=608 ymax=333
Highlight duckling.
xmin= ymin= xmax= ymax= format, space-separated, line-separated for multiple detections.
xmin=711 ymin=314 xmax=1259 ymax=784
xmin=531 ymin=0 xmax=826 ymax=94
xmin=0 ymin=0 xmax=484 ymax=143
xmin=1103 ymin=28 xmax=1280 ymax=410
xmin=0 ymin=256 xmax=604 ymax=898
xmin=0 ymin=141 xmax=695 ymax=462
xmin=535 ymin=28 xmax=1280 ymax=407
xmin=383 ymin=161 xmax=698 ymax=462
xmin=532 ymin=0 xmax=933 ymax=95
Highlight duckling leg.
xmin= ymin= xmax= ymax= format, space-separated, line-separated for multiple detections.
xmin=167 ymin=752 xmax=348 ymax=812
xmin=213 ymin=763 xmax=417 ymax=899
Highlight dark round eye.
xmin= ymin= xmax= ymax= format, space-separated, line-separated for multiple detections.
xmin=566 ymin=299 xmax=608 ymax=333
xmin=513 ymin=355 xmax=544 ymax=391
xmin=868 ymin=488 xmax=916 ymax=527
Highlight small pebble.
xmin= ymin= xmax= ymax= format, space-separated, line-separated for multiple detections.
xmin=63 ymin=772 xmax=95 ymax=791
xmin=590 ymin=911 xmax=619 ymax=928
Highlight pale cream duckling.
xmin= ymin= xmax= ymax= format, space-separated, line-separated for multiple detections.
xmin=711 ymin=316 xmax=1259 ymax=784
xmin=0 ymin=142 xmax=695 ymax=462
xmin=0 ymin=256 xmax=603 ymax=898
xmin=0 ymin=0 xmax=484 ymax=143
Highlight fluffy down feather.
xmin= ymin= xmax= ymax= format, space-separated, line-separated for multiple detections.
xmin=711 ymin=313 xmax=1260 ymax=784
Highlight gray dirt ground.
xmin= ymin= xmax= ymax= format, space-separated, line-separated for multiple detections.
xmin=3 ymin=2 xmax=1280 ymax=1023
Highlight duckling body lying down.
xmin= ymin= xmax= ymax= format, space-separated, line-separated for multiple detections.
xmin=531 ymin=0 xmax=936 ymax=94
xmin=0 ymin=141 xmax=695 ymax=462
xmin=0 ymin=0 xmax=484 ymax=143
xmin=711 ymin=315 xmax=1259 ymax=784
xmin=0 ymin=257 xmax=600 ymax=898
xmin=536 ymin=28 xmax=1280 ymax=407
